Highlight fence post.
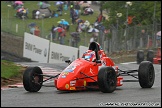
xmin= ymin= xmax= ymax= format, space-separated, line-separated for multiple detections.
xmin=16 ymin=24 xmax=18 ymax=33
xmin=1 ymin=18 xmax=2 ymax=28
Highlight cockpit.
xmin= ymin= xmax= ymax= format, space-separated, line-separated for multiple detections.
xmin=88 ymin=42 xmax=101 ymax=60
xmin=82 ymin=42 xmax=102 ymax=62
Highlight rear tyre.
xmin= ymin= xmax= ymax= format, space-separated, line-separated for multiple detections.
xmin=147 ymin=50 xmax=154 ymax=63
xmin=137 ymin=50 xmax=144 ymax=64
xmin=98 ymin=66 xmax=117 ymax=93
xmin=138 ymin=61 xmax=155 ymax=88
xmin=23 ymin=66 xmax=43 ymax=92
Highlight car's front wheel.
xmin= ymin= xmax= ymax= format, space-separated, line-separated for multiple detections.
xmin=23 ymin=66 xmax=43 ymax=92
xmin=98 ymin=66 xmax=117 ymax=93
xmin=138 ymin=61 xmax=155 ymax=88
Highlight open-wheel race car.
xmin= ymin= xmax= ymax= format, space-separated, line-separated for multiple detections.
xmin=137 ymin=47 xmax=161 ymax=64
xmin=23 ymin=42 xmax=155 ymax=93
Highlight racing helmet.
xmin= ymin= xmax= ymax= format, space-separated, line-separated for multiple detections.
xmin=83 ymin=50 xmax=96 ymax=62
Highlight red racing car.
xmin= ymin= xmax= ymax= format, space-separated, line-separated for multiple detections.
xmin=23 ymin=42 xmax=155 ymax=93
xmin=137 ymin=47 xmax=161 ymax=64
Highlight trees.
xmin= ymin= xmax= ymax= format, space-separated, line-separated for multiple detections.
xmin=101 ymin=1 xmax=161 ymax=29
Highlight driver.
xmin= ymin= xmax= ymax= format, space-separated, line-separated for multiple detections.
xmin=82 ymin=42 xmax=107 ymax=62
xmin=82 ymin=50 xmax=96 ymax=62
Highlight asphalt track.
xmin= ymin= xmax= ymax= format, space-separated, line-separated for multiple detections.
xmin=1 ymin=62 xmax=161 ymax=107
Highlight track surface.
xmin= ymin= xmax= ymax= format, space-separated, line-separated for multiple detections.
xmin=1 ymin=62 xmax=161 ymax=107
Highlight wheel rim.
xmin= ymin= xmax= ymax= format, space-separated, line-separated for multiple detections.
xmin=106 ymin=71 xmax=116 ymax=86
xmin=34 ymin=76 xmax=39 ymax=84
xmin=32 ymin=73 xmax=41 ymax=85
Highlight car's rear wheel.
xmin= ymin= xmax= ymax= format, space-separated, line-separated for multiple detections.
xmin=137 ymin=50 xmax=144 ymax=64
xmin=98 ymin=66 xmax=117 ymax=93
xmin=138 ymin=61 xmax=155 ymax=88
xmin=147 ymin=50 xmax=154 ymax=63
xmin=23 ymin=66 xmax=43 ymax=92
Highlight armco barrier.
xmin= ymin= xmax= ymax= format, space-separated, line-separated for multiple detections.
xmin=23 ymin=32 xmax=79 ymax=63
xmin=23 ymin=33 xmax=49 ymax=63
xmin=48 ymin=42 xmax=78 ymax=63
xmin=2 ymin=32 xmax=137 ymax=64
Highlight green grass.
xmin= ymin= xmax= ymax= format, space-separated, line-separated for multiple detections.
xmin=1 ymin=1 xmax=99 ymax=47
xmin=1 ymin=60 xmax=23 ymax=79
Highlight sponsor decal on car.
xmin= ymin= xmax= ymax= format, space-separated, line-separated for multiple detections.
xmin=62 ymin=65 xmax=76 ymax=73
xmin=61 ymin=75 xmax=66 ymax=78
xmin=61 ymin=72 xmax=69 ymax=78
xmin=70 ymin=80 xmax=76 ymax=86
xmin=65 ymin=84 xmax=69 ymax=89
xmin=84 ymin=80 xmax=86 ymax=86
xmin=70 ymin=87 xmax=76 ymax=90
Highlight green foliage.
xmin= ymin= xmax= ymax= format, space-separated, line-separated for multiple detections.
xmin=102 ymin=1 xmax=161 ymax=29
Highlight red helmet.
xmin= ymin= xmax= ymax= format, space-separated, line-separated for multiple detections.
xmin=83 ymin=50 xmax=96 ymax=62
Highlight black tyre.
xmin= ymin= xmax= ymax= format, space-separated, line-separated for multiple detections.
xmin=147 ymin=50 xmax=154 ymax=63
xmin=23 ymin=66 xmax=43 ymax=92
xmin=137 ymin=50 xmax=144 ymax=64
xmin=98 ymin=66 xmax=117 ymax=93
xmin=138 ymin=61 xmax=155 ymax=88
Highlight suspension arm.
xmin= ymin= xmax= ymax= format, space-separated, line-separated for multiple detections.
xmin=73 ymin=72 xmax=97 ymax=82
xmin=39 ymin=73 xmax=60 ymax=82
xmin=118 ymin=69 xmax=138 ymax=79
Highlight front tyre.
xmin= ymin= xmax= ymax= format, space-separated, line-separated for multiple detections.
xmin=138 ymin=61 xmax=155 ymax=88
xmin=23 ymin=66 xmax=43 ymax=92
xmin=98 ymin=66 xmax=117 ymax=93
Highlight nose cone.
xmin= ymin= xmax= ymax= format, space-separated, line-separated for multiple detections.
xmin=56 ymin=59 xmax=87 ymax=90
xmin=56 ymin=78 xmax=70 ymax=90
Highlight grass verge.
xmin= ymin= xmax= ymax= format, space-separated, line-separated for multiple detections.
xmin=1 ymin=60 xmax=27 ymax=87
xmin=1 ymin=60 xmax=23 ymax=78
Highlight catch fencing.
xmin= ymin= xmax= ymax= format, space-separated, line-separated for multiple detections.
xmin=100 ymin=22 xmax=161 ymax=53
xmin=1 ymin=18 xmax=49 ymax=37
xmin=1 ymin=17 xmax=161 ymax=54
